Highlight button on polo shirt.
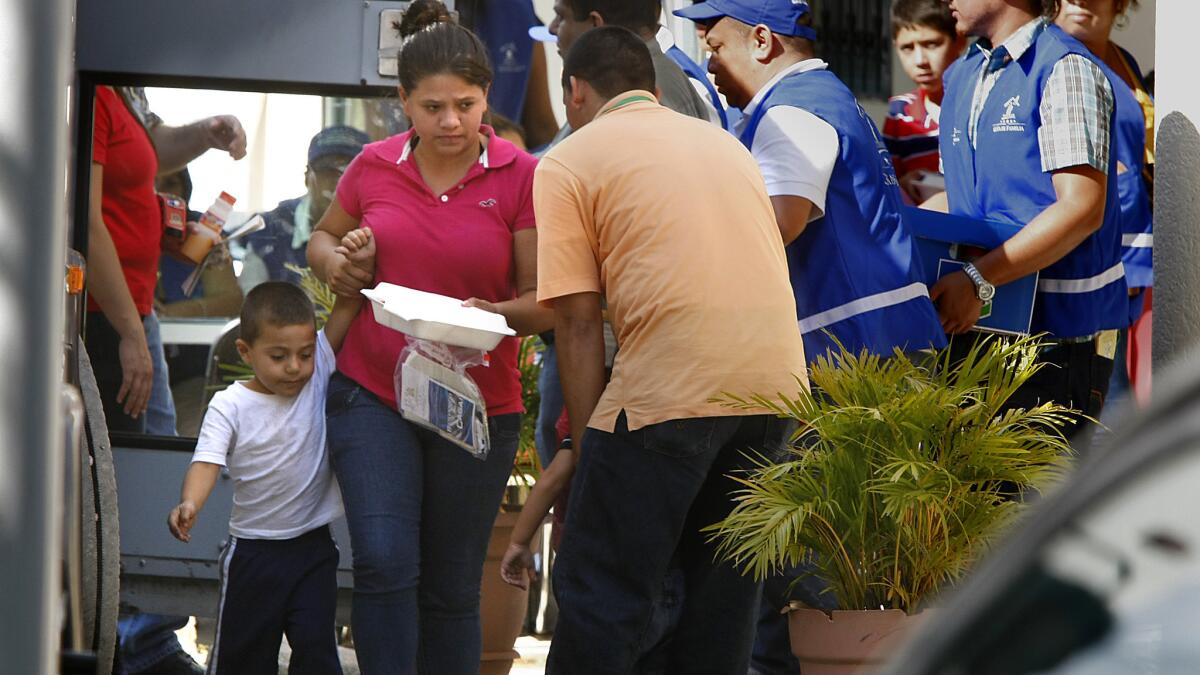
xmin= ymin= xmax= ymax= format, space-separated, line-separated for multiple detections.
xmin=334 ymin=126 xmax=538 ymax=414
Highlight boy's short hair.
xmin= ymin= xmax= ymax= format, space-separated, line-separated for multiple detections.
xmin=487 ymin=111 xmax=527 ymax=145
xmin=239 ymin=282 xmax=316 ymax=344
xmin=562 ymin=26 xmax=656 ymax=101
xmin=890 ymin=0 xmax=957 ymax=38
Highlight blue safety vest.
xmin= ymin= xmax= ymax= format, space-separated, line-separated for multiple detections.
xmin=1097 ymin=49 xmax=1153 ymax=324
xmin=940 ymin=23 xmax=1127 ymax=338
xmin=739 ymin=68 xmax=947 ymax=362
xmin=472 ymin=0 xmax=539 ymax=123
xmin=665 ymin=45 xmax=729 ymax=130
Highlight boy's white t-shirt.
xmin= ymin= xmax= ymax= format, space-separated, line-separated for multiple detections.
xmin=192 ymin=330 xmax=342 ymax=539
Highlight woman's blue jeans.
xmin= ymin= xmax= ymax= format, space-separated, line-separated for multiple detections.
xmin=325 ymin=372 xmax=520 ymax=675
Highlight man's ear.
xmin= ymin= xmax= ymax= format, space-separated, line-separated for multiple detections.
xmin=568 ymin=75 xmax=586 ymax=108
xmin=589 ymin=11 xmax=605 ymax=27
xmin=750 ymin=24 xmax=775 ymax=63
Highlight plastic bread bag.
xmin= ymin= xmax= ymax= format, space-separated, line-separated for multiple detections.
xmin=394 ymin=337 xmax=491 ymax=460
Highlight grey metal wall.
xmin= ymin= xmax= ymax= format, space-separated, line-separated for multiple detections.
xmin=77 ymin=0 xmax=411 ymax=91
xmin=0 ymin=0 xmax=74 ymax=672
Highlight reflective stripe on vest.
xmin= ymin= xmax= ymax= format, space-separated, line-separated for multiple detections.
xmin=798 ymin=282 xmax=931 ymax=334
xmin=1123 ymin=233 xmax=1152 ymax=248
xmin=1038 ymin=262 xmax=1126 ymax=294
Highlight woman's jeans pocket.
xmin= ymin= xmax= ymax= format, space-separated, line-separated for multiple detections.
xmin=326 ymin=371 xmax=364 ymax=419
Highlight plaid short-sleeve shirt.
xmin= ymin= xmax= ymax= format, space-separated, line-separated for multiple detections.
xmin=967 ymin=18 xmax=1113 ymax=174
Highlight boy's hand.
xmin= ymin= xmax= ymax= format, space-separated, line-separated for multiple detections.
xmin=168 ymin=501 xmax=199 ymax=542
xmin=499 ymin=542 xmax=537 ymax=590
xmin=335 ymin=227 xmax=376 ymax=277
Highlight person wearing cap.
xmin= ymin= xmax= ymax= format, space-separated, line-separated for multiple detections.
xmin=240 ymin=125 xmax=370 ymax=291
xmin=535 ymin=26 xmax=806 ymax=674
xmin=931 ymin=0 xmax=1124 ymax=447
xmin=673 ymin=3 xmax=946 ymax=672
xmin=674 ymin=0 xmax=946 ymax=366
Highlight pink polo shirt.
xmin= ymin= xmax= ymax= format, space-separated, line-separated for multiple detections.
xmin=335 ymin=126 xmax=537 ymax=415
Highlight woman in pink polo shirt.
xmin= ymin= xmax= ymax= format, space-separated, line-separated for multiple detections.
xmin=306 ymin=9 xmax=547 ymax=672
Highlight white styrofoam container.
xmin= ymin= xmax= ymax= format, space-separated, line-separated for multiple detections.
xmin=360 ymin=283 xmax=516 ymax=351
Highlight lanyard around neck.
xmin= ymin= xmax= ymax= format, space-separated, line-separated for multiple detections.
xmin=600 ymin=95 xmax=655 ymax=116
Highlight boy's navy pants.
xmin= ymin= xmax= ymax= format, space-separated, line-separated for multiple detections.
xmin=208 ymin=525 xmax=343 ymax=675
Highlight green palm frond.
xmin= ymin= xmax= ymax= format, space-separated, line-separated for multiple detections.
xmin=706 ymin=334 xmax=1075 ymax=612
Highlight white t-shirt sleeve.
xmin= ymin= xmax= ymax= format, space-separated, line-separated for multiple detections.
xmin=750 ymin=106 xmax=840 ymax=221
xmin=192 ymin=392 xmax=237 ymax=466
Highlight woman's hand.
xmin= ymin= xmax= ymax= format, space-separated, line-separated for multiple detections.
xmin=499 ymin=542 xmax=537 ymax=590
xmin=117 ymin=327 xmax=154 ymax=418
xmin=327 ymin=250 xmax=376 ymax=298
xmin=463 ymin=297 xmax=501 ymax=315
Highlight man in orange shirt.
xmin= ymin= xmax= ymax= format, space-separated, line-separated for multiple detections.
xmin=535 ymin=26 xmax=807 ymax=674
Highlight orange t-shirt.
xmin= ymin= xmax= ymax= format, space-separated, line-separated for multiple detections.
xmin=535 ymin=91 xmax=808 ymax=433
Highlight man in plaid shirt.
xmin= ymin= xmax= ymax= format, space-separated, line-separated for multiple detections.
xmin=931 ymin=0 xmax=1127 ymax=450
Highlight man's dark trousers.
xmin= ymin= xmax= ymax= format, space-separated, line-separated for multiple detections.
xmin=547 ymin=412 xmax=795 ymax=674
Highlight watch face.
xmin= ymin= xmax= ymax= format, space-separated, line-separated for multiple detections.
xmin=979 ymin=284 xmax=996 ymax=302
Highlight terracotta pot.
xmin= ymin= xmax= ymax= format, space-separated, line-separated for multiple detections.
xmin=478 ymin=510 xmax=529 ymax=675
xmin=788 ymin=607 xmax=934 ymax=675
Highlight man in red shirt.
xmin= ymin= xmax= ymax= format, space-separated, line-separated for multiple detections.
xmin=883 ymin=0 xmax=965 ymax=203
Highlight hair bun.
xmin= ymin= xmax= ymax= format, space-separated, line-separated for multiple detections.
xmin=397 ymin=0 xmax=454 ymax=38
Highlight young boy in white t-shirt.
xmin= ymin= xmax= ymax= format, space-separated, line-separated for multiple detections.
xmin=167 ymin=229 xmax=374 ymax=675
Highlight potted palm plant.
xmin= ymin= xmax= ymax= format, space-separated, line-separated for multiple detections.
xmin=709 ymin=336 xmax=1076 ymax=674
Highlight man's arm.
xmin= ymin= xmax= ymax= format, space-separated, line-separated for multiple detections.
xmin=521 ymin=44 xmax=560 ymax=148
xmin=150 ymin=115 xmax=247 ymax=175
xmin=930 ymin=166 xmax=1107 ymax=333
xmin=553 ymin=292 xmax=606 ymax=451
xmin=769 ymin=195 xmax=814 ymax=245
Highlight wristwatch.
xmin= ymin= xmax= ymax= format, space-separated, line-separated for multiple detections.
xmin=962 ymin=262 xmax=996 ymax=302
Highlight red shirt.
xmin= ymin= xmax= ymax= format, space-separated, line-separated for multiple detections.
xmin=335 ymin=127 xmax=537 ymax=415
xmin=90 ymin=86 xmax=161 ymax=315
xmin=882 ymin=88 xmax=942 ymax=178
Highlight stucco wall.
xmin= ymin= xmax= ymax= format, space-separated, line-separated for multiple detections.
xmin=1152 ymin=0 xmax=1200 ymax=372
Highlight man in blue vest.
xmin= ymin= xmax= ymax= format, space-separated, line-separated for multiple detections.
xmin=675 ymin=3 xmax=947 ymax=673
xmin=675 ymin=0 xmax=946 ymax=367
xmin=933 ymin=0 xmax=1125 ymax=443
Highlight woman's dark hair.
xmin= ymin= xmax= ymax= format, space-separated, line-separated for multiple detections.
xmin=890 ymin=0 xmax=957 ymax=38
xmin=395 ymin=0 xmax=453 ymax=37
xmin=562 ymin=26 xmax=656 ymax=101
xmin=395 ymin=0 xmax=493 ymax=93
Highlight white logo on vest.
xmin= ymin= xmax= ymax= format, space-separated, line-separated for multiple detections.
xmin=952 ymin=128 xmax=962 ymax=145
xmin=992 ymin=95 xmax=1026 ymax=133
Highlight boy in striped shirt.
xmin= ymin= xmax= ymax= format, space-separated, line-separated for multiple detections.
xmin=884 ymin=0 xmax=965 ymax=202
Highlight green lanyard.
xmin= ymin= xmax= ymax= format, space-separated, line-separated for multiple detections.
xmin=600 ymin=94 xmax=655 ymax=116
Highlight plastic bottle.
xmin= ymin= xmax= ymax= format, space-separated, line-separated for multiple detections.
xmin=180 ymin=192 xmax=236 ymax=264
